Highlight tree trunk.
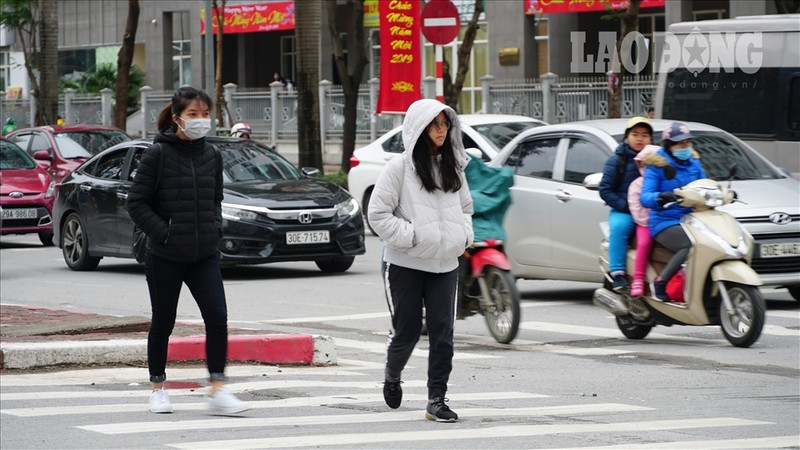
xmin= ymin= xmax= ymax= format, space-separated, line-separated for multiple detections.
xmin=295 ymin=0 xmax=324 ymax=172
xmin=443 ymin=0 xmax=483 ymax=112
xmin=608 ymin=0 xmax=641 ymax=119
xmin=37 ymin=0 xmax=58 ymax=126
xmin=115 ymin=0 xmax=139 ymax=130
xmin=327 ymin=0 xmax=368 ymax=173
xmin=213 ymin=0 xmax=226 ymax=130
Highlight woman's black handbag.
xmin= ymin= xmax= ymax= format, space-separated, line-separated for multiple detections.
xmin=132 ymin=227 xmax=147 ymax=263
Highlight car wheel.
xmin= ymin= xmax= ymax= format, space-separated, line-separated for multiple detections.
xmin=787 ymin=285 xmax=800 ymax=302
xmin=38 ymin=231 xmax=54 ymax=246
xmin=61 ymin=213 xmax=101 ymax=271
xmin=363 ymin=188 xmax=377 ymax=236
xmin=315 ymin=256 xmax=355 ymax=273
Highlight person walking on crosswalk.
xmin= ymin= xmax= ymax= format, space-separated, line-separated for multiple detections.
xmin=128 ymin=86 xmax=249 ymax=416
xmin=368 ymin=99 xmax=474 ymax=422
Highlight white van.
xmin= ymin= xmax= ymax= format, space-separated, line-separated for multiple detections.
xmin=655 ymin=15 xmax=800 ymax=177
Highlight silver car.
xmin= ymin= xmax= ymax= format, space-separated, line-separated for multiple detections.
xmin=490 ymin=119 xmax=800 ymax=301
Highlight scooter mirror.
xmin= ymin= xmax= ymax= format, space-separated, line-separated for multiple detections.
xmin=663 ymin=165 xmax=676 ymax=180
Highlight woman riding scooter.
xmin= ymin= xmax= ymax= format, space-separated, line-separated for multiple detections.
xmin=640 ymin=122 xmax=706 ymax=302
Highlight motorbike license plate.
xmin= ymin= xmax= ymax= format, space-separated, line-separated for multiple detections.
xmin=286 ymin=230 xmax=330 ymax=245
xmin=1 ymin=208 xmax=37 ymax=220
xmin=759 ymin=242 xmax=800 ymax=258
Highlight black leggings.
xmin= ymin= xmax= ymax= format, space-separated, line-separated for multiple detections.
xmin=654 ymin=225 xmax=692 ymax=282
xmin=384 ymin=264 xmax=457 ymax=400
xmin=145 ymin=254 xmax=228 ymax=383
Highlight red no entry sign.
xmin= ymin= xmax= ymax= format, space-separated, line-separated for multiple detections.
xmin=421 ymin=0 xmax=460 ymax=45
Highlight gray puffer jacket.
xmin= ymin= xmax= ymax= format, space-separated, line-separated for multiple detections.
xmin=368 ymin=99 xmax=474 ymax=273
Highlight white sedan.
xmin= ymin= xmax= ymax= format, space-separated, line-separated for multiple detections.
xmin=348 ymin=114 xmax=547 ymax=233
xmin=489 ymin=119 xmax=800 ymax=300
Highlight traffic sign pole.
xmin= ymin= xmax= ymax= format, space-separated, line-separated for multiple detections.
xmin=435 ymin=45 xmax=444 ymax=103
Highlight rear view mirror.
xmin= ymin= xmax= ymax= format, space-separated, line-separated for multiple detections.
xmin=583 ymin=172 xmax=603 ymax=190
xmin=301 ymin=167 xmax=320 ymax=178
xmin=465 ymin=147 xmax=482 ymax=159
xmin=32 ymin=150 xmax=52 ymax=161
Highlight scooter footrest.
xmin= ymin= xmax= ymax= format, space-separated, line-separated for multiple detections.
xmin=627 ymin=296 xmax=650 ymax=320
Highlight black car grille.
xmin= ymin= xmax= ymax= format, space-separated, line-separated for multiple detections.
xmin=271 ymin=216 xmax=335 ymax=226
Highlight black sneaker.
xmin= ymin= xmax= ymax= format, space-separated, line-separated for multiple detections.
xmin=653 ymin=278 xmax=670 ymax=302
xmin=612 ymin=273 xmax=629 ymax=291
xmin=383 ymin=381 xmax=402 ymax=409
xmin=425 ymin=397 xmax=458 ymax=422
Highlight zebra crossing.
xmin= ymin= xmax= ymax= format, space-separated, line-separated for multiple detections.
xmin=2 ymin=352 xmax=797 ymax=449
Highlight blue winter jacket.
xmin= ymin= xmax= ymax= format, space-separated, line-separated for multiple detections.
xmin=640 ymin=148 xmax=706 ymax=237
xmin=598 ymin=142 xmax=640 ymax=213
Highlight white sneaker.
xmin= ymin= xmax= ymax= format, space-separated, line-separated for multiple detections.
xmin=149 ymin=388 xmax=174 ymax=413
xmin=206 ymin=388 xmax=249 ymax=416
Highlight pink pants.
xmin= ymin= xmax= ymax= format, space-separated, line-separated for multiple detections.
xmin=633 ymin=224 xmax=654 ymax=281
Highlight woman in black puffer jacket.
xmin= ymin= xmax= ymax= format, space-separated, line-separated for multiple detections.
xmin=127 ymin=86 xmax=248 ymax=416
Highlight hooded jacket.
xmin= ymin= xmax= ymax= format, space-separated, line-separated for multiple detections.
xmin=640 ymin=147 xmax=706 ymax=237
xmin=368 ymin=99 xmax=474 ymax=273
xmin=127 ymin=129 xmax=223 ymax=263
xmin=599 ymin=142 xmax=642 ymax=213
xmin=627 ymin=145 xmax=663 ymax=227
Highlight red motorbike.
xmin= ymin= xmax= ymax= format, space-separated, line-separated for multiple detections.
xmin=458 ymin=238 xmax=521 ymax=344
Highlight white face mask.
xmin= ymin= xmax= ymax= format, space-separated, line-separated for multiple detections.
xmin=177 ymin=117 xmax=211 ymax=140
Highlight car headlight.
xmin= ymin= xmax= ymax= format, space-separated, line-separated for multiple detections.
xmin=336 ymin=198 xmax=359 ymax=219
xmin=45 ymin=181 xmax=56 ymax=198
xmin=221 ymin=204 xmax=258 ymax=221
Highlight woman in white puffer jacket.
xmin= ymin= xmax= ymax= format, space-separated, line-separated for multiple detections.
xmin=368 ymin=99 xmax=473 ymax=423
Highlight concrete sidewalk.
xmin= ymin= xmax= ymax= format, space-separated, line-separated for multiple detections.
xmin=0 ymin=304 xmax=336 ymax=370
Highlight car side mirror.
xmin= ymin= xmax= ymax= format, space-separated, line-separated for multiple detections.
xmin=301 ymin=167 xmax=320 ymax=178
xmin=583 ymin=172 xmax=603 ymax=190
xmin=33 ymin=150 xmax=52 ymax=161
xmin=465 ymin=147 xmax=482 ymax=159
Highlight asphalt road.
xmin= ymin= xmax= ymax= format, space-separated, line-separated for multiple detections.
xmin=1 ymin=233 xmax=798 ymax=449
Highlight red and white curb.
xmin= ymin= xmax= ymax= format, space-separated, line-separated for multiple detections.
xmin=0 ymin=335 xmax=337 ymax=370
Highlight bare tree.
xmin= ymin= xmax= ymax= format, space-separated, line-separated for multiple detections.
xmin=295 ymin=0 xmax=324 ymax=171
xmin=212 ymin=0 xmax=227 ymax=130
xmin=327 ymin=0 xmax=368 ymax=173
xmin=442 ymin=0 xmax=483 ymax=112
xmin=115 ymin=0 xmax=139 ymax=130
xmin=607 ymin=0 xmax=641 ymax=119
xmin=38 ymin=0 xmax=58 ymax=125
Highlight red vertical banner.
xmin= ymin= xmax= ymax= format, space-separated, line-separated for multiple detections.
xmin=377 ymin=0 xmax=422 ymax=113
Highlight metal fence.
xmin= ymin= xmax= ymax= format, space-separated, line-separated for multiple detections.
xmin=4 ymin=74 xmax=658 ymax=141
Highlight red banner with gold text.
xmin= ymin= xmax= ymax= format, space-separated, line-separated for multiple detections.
xmin=377 ymin=0 xmax=421 ymax=114
xmin=525 ymin=0 xmax=665 ymax=15
xmin=201 ymin=2 xmax=295 ymax=34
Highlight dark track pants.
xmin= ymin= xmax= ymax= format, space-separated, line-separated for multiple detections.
xmin=384 ymin=263 xmax=457 ymax=400
xmin=145 ymin=254 xmax=228 ymax=383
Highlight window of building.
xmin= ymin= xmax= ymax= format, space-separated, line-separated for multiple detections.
xmin=172 ymin=40 xmax=191 ymax=89
xmin=0 ymin=50 xmax=9 ymax=91
xmin=281 ymin=35 xmax=296 ymax=82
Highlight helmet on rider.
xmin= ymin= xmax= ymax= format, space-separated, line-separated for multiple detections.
xmin=230 ymin=122 xmax=252 ymax=139
xmin=624 ymin=116 xmax=653 ymax=138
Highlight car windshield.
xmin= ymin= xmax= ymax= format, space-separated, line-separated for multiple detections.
xmin=57 ymin=131 xmax=131 ymax=156
xmin=471 ymin=122 xmax=542 ymax=150
xmin=611 ymin=131 xmax=782 ymax=181
xmin=52 ymin=135 xmax=93 ymax=158
xmin=215 ymin=141 xmax=301 ymax=183
xmin=0 ymin=140 xmax=36 ymax=169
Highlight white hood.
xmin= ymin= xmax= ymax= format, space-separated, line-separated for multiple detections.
xmin=401 ymin=99 xmax=468 ymax=168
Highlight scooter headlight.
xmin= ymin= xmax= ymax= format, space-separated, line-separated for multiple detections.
xmin=685 ymin=216 xmax=750 ymax=259
xmin=701 ymin=187 xmax=724 ymax=208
